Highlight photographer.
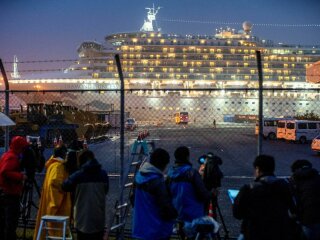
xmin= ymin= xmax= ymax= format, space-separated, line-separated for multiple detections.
xmin=0 ymin=136 xmax=29 ymax=240
xmin=201 ymin=152 xmax=223 ymax=218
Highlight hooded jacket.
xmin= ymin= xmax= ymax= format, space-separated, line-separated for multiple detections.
xmin=62 ymin=158 xmax=109 ymax=233
xmin=233 ymin=175 xmax=293 ymax=240
xmin=291 ymin=167 xmax=320 ymax=225
xmin=0 ymin=136 xmax=29 ymax=195
xmin=167 ymin=163 xmax=210 ymax=222
xmin=132 ymin=162 xmax=177 ymax=240
xmin=33 ymin=156 xmax=72 ymax=240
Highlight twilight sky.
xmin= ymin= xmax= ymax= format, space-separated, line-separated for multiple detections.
xmin=1 ymin=0 xmax=320 ymax=67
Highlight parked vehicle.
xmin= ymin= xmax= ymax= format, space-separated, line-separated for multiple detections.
xmin=277 ymin=118 xmax=295 ymax=139
xmin=311 ymin=135 xmax=320 ymax=153
xmin=285 ymin=120 xmax=320 ymax=143
xmin=125 ymin=118 xmax=137 ymax=130
xmin=255 ymin=117 xmax=285 ymax=140
xmin=175 ymin=112 xmax=189 ymax=124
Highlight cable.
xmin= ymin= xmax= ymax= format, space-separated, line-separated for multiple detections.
xmin=158 ymin=18 xmax=320 ymax=27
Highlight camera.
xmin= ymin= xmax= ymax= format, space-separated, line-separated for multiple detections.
xmin=198 ymin=155 xmax=207 ymax=165
xmin=201 ymin=152 xmax=223 ymax=189
xmin=20 ymin=136 xmax=45 ymax=179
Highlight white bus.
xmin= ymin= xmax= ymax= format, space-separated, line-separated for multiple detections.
xmin=285 ymin=120 xmax=320 ymax=143
xmin=255 ymin=118 xmax=283 ymax=140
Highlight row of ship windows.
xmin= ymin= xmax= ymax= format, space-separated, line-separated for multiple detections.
xmin=120 ymin=53 xmax=312 ymax=62
xmin=126 ymin=108 xmax=307 ymax=114
xmin=119 ymin=46 xmax=318 ymax=57
xmin=120 ymin=63 xmax=306 ymax=69
xmin=126 ymin=102 xmax=310 ymax=110
xmin=125 ymin=41 xmax=317 ymax=55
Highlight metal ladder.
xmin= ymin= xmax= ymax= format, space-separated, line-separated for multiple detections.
xmin=108 ymin=139 xmax=154 ymax=239
xmin=36 ymin=215 xmax=73 ymax=240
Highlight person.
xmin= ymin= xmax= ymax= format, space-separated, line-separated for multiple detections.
xmin=62 ymin=150 xmax=109 ymax=240
xmin=33 ymin=145 xmax=72 ymax=240
xmin=202 ymin=152 xmax=223 ymax=218
xmin=65 ymin=140 xmax=83 ymax=176
xmin=233 ymin=155 xmax=294 ymax=240
xmin=213 ymin=119 xmax=216 ymax=128
xmin=132 ymin=148 xmax=177 ymax=240
xmin=0 ymin=136 xmax=29 ymax=240
xmin=167 ymin=146 xmax=211 ymax=223
xmin=290 ymin=159 xmax=320 ymax=240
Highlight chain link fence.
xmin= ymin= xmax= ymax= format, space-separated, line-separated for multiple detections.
xmin=0 ymin=87 xmax=319 ymax=239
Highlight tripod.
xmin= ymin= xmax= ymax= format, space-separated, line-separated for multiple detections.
xmin=20 ymin=177 xmax=41 ymax=239
xmin=216 ymin=200 xmax=229 ymax=240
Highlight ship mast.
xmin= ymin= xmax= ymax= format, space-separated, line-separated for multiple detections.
xmin=140 ymin=4 xmax=161 ymax=32
xmin=11 ymin=55 xmax=20 ymax=79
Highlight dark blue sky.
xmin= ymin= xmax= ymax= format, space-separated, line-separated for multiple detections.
xmin=1 ymin=0 xmax=320 ymax=63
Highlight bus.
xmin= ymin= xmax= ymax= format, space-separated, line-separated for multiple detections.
xmin=255 ymin=118 xmax=280 ymax=140
xmin=285 ymin=120 xmax=320 ymax=143
xmin=277 ymin=119 xmax=294 ymax=140
xmin=175 ymin=112 xmax=189 ymax=124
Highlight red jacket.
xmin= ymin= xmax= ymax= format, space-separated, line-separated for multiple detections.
xmin=0 ymin=136 xmax=29 ymax=195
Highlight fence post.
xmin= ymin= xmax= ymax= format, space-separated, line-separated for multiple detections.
xmin=256 ymin=51 xmax=263 ymax=155
xmin=0 ymin=59 xmax=10 ymax=151
xmin=114 ymin=54 xmax=125 ymax=240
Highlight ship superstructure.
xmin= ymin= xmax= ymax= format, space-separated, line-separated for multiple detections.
xmin=7 ymin=6 xmax=320 ymax=121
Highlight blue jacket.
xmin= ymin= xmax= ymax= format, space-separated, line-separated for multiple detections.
xmin=62 ymin=158 xmax=109 ymax=233
xmin=167 ymin=164 xmax=210 ymax=222
xmin=132 ymin=162 xmax=177 ymax=240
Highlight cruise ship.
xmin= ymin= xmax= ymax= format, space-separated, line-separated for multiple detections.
xmin=7 ymin=6 xmax=320 ymax=123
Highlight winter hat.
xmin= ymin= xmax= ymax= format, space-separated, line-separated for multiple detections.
xmin=10 ymin=136 xmax=29 ymax=154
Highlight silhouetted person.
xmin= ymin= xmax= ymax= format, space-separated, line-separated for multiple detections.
xmin=167 ymin=146 xmax=210 ymax=236
xmin=132 ymin=148 xmax=177 ymax=240
xmin=233 ymin=155 xmax=293 ymax=240
xmin=62 ymin=150 xmax=109 ymax=240
xmin=0 ymin=136 xmax=29 ymax=240
xmin=34 ymin=145 xmax=71 ymax=240
xmin=290 ymin=160 xmax=320 ymax=240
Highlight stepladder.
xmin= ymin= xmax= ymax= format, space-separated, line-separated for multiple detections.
xmin=108 ymin=139 xmax=155 ymax=238
xmin=36 ymin=215 xmax=73 ymax=240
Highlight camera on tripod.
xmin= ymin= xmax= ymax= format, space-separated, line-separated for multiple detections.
xmin=200 ymin=152 xmax=223 ymax=189
xmin=20 ymin=136 xmax=45 ymax=179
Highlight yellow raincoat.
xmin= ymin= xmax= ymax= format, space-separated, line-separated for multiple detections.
xmin=33 ymin=156 xmax=72 ymax=240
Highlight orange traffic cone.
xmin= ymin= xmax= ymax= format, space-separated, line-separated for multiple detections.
xmin=208 ymin=202 xmax=214 ymax=218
